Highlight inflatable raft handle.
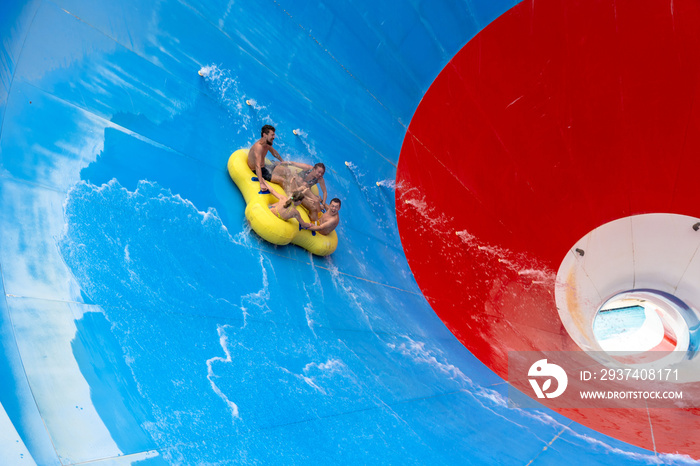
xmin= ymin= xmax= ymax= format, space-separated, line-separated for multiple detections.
xmin=249 ymin=176 xmax=269 ymax=193
xmin=298 ymin=224 xmax=316 ymax=236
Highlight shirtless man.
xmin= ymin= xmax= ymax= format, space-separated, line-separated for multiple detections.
xmin=280 ymin=161 xmax=327 ymax=221
xmin=247 ymin=124 xmax=285 ymax=193
xmin=304 ymin=198 xmax=341 ymax=235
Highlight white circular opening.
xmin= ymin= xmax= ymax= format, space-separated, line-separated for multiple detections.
xmin=554 ymin=214 xmax=700 ymax=377
xmin=593 ymin=290 xmax=690 ymax=365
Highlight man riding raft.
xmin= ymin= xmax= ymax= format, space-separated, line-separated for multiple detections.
xmin=247 ymin=125 xmax=341 ymax=235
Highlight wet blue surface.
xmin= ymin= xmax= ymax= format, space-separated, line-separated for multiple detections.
xmin=1 ymin=0 xmax=697 ymax=464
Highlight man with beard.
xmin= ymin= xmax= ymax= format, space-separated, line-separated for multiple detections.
xmin=279 ymin=161 xmax=327 ymax=222
xmin=247 ymin=124 xmax=286 ymax=193
xmin=304 ymin=198 xmax=341 ymax=235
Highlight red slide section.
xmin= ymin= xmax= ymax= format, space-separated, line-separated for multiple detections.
xmin=397 ymin=0 xmax=700 ymax=457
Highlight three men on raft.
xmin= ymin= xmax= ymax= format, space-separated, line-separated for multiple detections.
xmin=247 ymin=124 xmax=341 ymax=235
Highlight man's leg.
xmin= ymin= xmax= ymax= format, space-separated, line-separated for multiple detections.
xmin=271 ymin=165 xmax=293 ymax=191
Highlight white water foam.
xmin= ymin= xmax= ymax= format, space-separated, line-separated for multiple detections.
xmin=388 ymin=336 xmax=471 ymax=386
xmin=280 ymin=359 xmax=348 ymax=395
xmin=239 ymin=254 xmax=272 ymax=324
xmin=384 ymin=333 xmax=693 ymax=464
xmin=206 ymin=325 xmax=240 ymax=420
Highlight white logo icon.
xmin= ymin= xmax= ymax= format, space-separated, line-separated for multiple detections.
xmin=528 ymin=359 xmax=568 ymax=398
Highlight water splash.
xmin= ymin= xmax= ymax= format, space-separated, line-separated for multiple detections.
xmin=398 ymin=181 xmax=555 ymax=284
xmin=344 ymin=161 xmax=397 ymax=233
xmin=198 ymin=64 xmax=250 ymax=130
xmin=231 ymin=219 xmax=254 ymax=248
xmin=455 ymin=229 xmax=556 ymax=286
xmin=292 ymin=128 xmax=317 ymax=157
xmin=376 ymin=179 xmax=397 ymax=189
xmin=243 ymin=97 xmax=279 ymax=131
xmin=399 ymin=186 xmax=454 ymax=229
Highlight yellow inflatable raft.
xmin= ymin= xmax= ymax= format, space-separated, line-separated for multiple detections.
xmin=227 ymin=149 xmax=338 ymax=256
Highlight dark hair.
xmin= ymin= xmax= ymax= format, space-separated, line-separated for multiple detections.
xmin=261 ymin=124 xmax=275 ymax=137
xmin=330 ymin=198 xmax=341 ymax=207
xmin=284 ymin=190 xmax=306 ymax=208
xmin=313 ymin=162 xmax=326 ymax=173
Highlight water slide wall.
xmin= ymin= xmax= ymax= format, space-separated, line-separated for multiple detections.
xmin=1 ymin=0 xmax=700 ymax=464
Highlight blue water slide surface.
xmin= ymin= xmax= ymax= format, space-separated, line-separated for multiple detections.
xmin=0 ymin=0 xmax=696 ymax=465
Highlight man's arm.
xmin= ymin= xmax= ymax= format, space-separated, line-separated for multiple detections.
xmin=254 ymin=149 xmax=268 ymax=191
xmin=255 ymin=167 xmax=268 ymax=191
xmin=305 ymin=216 xmax=337 ymax=233
xmin=283 ymin=161 xmax=312 ymax=170
xmin=269 ymin=147 xmax=284 ymax=162
xmin=318 ymin=178 xmax=328 ymax=204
